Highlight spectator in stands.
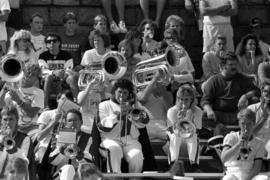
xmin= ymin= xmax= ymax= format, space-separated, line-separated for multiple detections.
xmin=60 ymin=12 xmax=88 ymax=69
xmin=139 ymin=0 xmax=166 ymax=27
xmin=0 ymin=0 xmax=10 ymax=54
xmin=34 ymin=90 xmax=73 ymax=163
xmin=137 ymin=71 xmax=173 ymax=140
xmin=185 ymin=0 xmax=203 ymax=32
xmin=8 ymin=30 xmax=38 ymax=66
xmin=164 ymin=15 xmax=185 ymax=43
xmin=125 ymin=28 xmax=151 ymax=61
xmin=202 ymin=35 xmax=227 ymax=81
xmin=29 ymin=13 xmax=46 ymax=58
xmin=221 ymin=108 xmax=265 ymax=180
xmin=90 ymin=14 xmax=120 ymax=50
xmin=38 ymin=32 xmax=76 ymax=109
xmin=249 ymin=17 xmax=270 ymax=58
xmin=0 ymin=106 xmax=35 ymax=180
xmin=236 ymin=33 xmax=264 ymax=76
xmin=167 ymin=84 xmax=202 ymax=172
xmin=98 ymin=79 xmax=149 ymax=176
xmin=199 ymin=0 xmax=238 ymax=53
xmin=138 ymin=19 xmax=159 ymax=56
xmin=81 ymin=30 xmax=111 ymax=68
xmin=4 ymin=156 xmax=29 ymax=180
xmin=0 ymin=64 xmax=44 ymax=136
xmin=118 ymin=39 xmax=141 ymax=81
xmin=48 ymin=109 xmax=93 ymax=178
xmin=101 ymin=0 xmax=127 ymax=34
xmin=201 ymin=52 xmax=260 ymax=136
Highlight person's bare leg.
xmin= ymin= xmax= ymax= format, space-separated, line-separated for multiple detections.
xmin=116 ymin=0 xmax=127 ymax=33
xmin=155 ymin=0 xmax=166 ymax=27
xmin=139 ymin=0 xmax=150 ymax=20
xmin=101 ymin=0 xmax=114 ymax=22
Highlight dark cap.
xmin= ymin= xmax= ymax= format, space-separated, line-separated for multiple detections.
xmin=63 ymin=12 xmax=77 ymax=24
xmin=250 ymin=17 xmax=262 ymax=28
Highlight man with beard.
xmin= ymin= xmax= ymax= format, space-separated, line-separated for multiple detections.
xmin=201 ymin=52 xmax=259 ymax=136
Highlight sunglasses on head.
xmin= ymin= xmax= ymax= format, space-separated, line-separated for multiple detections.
xmin=45 ymin=39 xmax=58 ymax=43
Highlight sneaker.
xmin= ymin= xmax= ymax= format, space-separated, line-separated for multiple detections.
xmin=190 ymin=164 xmax=202 ymax=172
xmin=119 ymin=20 xmax=127 ymax=33
xmin=110 ymin=21 xmax=120 ymax=34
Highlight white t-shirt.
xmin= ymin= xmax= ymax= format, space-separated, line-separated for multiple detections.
xmin=80 ymin=48 xmax=110 ymax=67
xmin=16 ymin=50 xmax=39 ymax=66
xmin=202 ymin=0 xmax=231 ymax=24
xmin=31 ymin=34 xmax=47 ymax=58
xmin=0 ymin=0 xmax=10 ymax=41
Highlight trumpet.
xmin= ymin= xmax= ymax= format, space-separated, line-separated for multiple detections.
xmin=128 ymin=108 xmax=149 ymax=124
xmin=64 ymin=144 xmax=78 ymax=159
xmin=0 ymin=54 xmax=24 ymax=83
xmin=0 ymin=125 xmax=15 ymax=150
xmin=239 ymin=129 xmax=250 ymax=159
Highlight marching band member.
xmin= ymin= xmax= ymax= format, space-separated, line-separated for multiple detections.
xmin=98 ymin=78 xmax=149 ymax=178
xmin=5 ymin=156 xmax=29 ymax=180
xmin=221 ymin=108 xmax=265 ymax=180
xmin=0 ymin=106 xmax=35 ymax=180
xmin=48 ymin=109 xmax=93 ymax=180
xmin=166 ymin=84 xmax=202 ymax=172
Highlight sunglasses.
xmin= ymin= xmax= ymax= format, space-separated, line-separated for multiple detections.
xmin=45 ymin=39 xmax=58 ymax=44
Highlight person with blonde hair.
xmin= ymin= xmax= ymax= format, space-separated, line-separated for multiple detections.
xmin=8 ymin=29 xmax=38 ymax=66
xmin=5 ymin=156 xmax=29 ymax=180
xmin=165 ymin=15 xmax=185 ymax=42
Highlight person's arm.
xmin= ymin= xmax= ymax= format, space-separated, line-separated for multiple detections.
xmin=253 ymin=104 xmax=270 ymax=135
xmin=137 ymin=72 xmax=160 ymax=105
xmin=172 ymin=73 xmax=194 ymax=84
xmin=248 ymin=159 xmax=263 ymax=180
xmin=199 ymin=0 xmax=231 ymax=16
xmin=218 ymin=0 xmax=238 ymax=16
xmin=77 ymin=77 xmax=100 ymax=106
xmin=221 ymin=139 xmax=241 ymax=163
xmin=202 ymin=53 xmax=216 ymax=79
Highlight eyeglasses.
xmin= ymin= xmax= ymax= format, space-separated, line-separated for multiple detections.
xmin=45 ymin=39 xmax=58 ymax=44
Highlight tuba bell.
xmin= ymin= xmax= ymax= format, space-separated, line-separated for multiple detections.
xmin=0 ymin=54 xmax=24 ymax=82
xmin=102 ymin=51 xmax=127 ymax=79
xmin=133 ymin=45 xmax=181 ymax=91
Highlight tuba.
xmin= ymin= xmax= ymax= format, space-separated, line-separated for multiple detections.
xmin=102 ymin=51 xmax=127 ymax=79
xmin=133 ymin=45 xmax=181 ymax=91
xmin=0 ymin=54 xmax=24 ymax=82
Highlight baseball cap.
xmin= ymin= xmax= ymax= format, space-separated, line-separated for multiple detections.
xmin=250 ymin=17 xmax=262 ymax=28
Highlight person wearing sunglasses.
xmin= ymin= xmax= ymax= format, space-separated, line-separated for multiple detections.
xmin=39 ymin=32 xmax=77 ymax=109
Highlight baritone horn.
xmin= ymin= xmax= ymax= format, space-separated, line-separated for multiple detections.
xmin=0 ymin=54 xmax=24 ymax=82
xmin=133 ymin=45 xmax=182 ymax=90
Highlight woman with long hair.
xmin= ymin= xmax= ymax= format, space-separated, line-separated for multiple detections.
xmin=236 ymin=33 xmax=264 ymax=75
xmin=8 ymin=29 xmax=38 ymax=66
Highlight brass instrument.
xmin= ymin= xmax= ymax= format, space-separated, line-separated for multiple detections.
xmin=175 ymin=108 xmax=196 ymax=139
xmin=133 ymin=45 xmax=182 ymax=91
xmin=78 ymin=51 xmax=127 ymax=90
xmin=0 ymin=54 xmax=24 ymax=82
xmin=239 ymin=128 xmax=250 ymax=160
xmin=128 ymin=108 xmax=149 ymax=125
xmin=0 ymin=125 xmax=15 ymax=150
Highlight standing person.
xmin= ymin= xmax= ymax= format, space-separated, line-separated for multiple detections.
xmin=60 ymin=12 xmax=88 ymax=69
xmin=29 ymin=13 xmax=46 ymax=58
xmin=0 ymin=0 xmax=10 ymax=54
xmin=221 ymin=108 xmax=265 ymax=180
xmin=235 ymin=33 xmax=264 ymax=76
xmin=167 ymin=85 xmax=202 ymax=172
xmin=8 ymin=30 xmax=38 ymax=66
xmin=139 ymin=0 xmax=166 ymax=27
xmin=199 ymin=0 xmax=238 ymax=53
xmin=185 ymin=0 xmax=203 ymax=32
xmin=101 ymin=0 xmax=127 ymax=34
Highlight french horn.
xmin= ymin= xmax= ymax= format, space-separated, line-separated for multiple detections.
xmin=0 ymin=54 xmax=24 ymax=82
xmin=133 ymin=45 xmax=182 ymax=91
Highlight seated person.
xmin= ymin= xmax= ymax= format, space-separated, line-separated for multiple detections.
xmin=201 ymin=52 xmax=260 ymax=136
xmin=4 ymin=156 xmax=29 ymax=180
xmin=77 ymin=163 xmax=103 ymax=180
xmin=98 ymin=79 xmax=149 ymax=175
xmin=48 ymin=109 xmax=93 ymax=177
xmin=34 ymin=90 xmax=74 ymax=163
xmin=38 ymin=32 xmax=75 ymax=109
xmin=202 ymin=35 xmax=227 ymax=81
xmin=0 ymin=106 xmax=35 ymax=180
xmin=0 ymin=64 xmax=44 ymax=136
xmin=137 ymin=71 xmax=173 ymax=141
xmin=221 ymin=108 xmax=265 ymax=180
xmin=166 ymin=84 xmax=202 ymax=172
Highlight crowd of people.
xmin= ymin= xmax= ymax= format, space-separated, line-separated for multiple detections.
xmin=1 ymin=0 xmax=270 ymax=180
